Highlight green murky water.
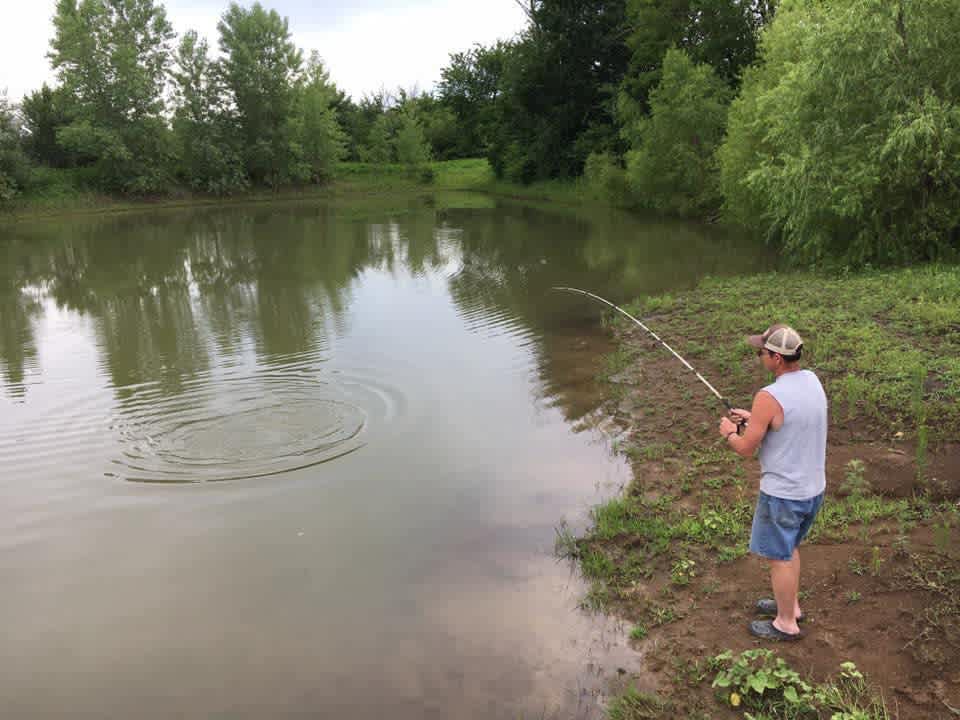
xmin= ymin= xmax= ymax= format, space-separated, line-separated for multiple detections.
xmin=0 ymin=194 xmax=769 ymax=718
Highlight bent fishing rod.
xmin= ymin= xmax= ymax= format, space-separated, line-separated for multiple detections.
xmin=553 ymin=286 xmax=740 ymax=416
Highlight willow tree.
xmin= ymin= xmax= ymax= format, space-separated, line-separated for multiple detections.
xmin=720 ymin=0 xmax=960 ymax=264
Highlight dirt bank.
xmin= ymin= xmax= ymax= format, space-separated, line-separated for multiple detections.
xmin=566 ymin=268 xmax=960 ymax=719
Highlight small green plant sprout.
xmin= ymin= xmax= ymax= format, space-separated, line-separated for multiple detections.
xmin=650 ymin=605 xmax=676 ymax=626
xmin=630 ymin=624 xmax=648 ymax=641
xmin=870 ymin=546 xmax=883 ymax=577
xmin=670 ymin=558 xmax=697 ymax=586
xmin=848 ymin=558 xmax=866 ymax=576
xmin=841 ymin=459 xmax=869 ymax=496
xmin=846 ymin=590 xmax=862 ymax=604
xmin=933 ymin=512 xmax=956 ymax=557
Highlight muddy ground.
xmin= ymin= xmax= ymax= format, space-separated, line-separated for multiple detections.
xmin=574 ymin=324 xmax=960 ymax=720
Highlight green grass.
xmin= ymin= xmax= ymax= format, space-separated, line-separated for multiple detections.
xmin=608 ymin=688 xmax=671 ymax=720
xmin=3 ymin=158 xmax=601 ymax=220
xmin=615 ymin=266 xmax=960 ymax=443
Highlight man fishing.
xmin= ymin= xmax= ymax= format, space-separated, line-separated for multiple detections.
xmin=718 ymin=324 xmax=827 ymax=641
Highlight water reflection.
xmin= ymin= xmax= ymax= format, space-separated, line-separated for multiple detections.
xmin=0 ymin=195 xmax=770 ymax=718
xmin=1 ymin=198 xmax=767 ymax=415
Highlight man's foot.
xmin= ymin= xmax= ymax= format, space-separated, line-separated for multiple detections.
xmin=749 ymin=619 xmax=803 ymax=641
xmin=755 ymin=598 xmax=805 ymax=622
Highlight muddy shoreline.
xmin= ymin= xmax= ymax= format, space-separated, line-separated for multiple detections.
xmin=567 ymin=269 xmax=960 ymax=719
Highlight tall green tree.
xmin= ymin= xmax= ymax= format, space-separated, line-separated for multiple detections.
xmin=393 ymin=109 xmax=431 ymax=170
xmin=217 ymin=2 xmax=303 ymax=187
xmin=720 ymin=0 xmax=960 ymax=264
xmin=616 ymin=0 xmax=765 ymax=139
xmin=438 ymin=43 xmax=508 ymax=157
xmin=294 ymin=52 xmax=346 ymax=182
xmin=624 ymin=48 xmax=731 ymax=215
xmin=171 ymin=30 xmax=247 ymax=193
xmin=358 ymin=111 xmax=395 ymax=164
xmin=487 ymin=0 xmax=631 ymax=182
xmin=49 ymin=0 xmax=175 ymax=193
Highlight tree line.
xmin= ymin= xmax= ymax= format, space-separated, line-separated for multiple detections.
xmin=1 ymin=0 xmax=958 ymax=264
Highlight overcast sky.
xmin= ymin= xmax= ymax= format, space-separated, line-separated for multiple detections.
xmin=0 ymin=0 xmax=528 ymax=102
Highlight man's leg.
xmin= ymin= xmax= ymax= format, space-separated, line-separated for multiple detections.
xmin=769 ymin=548 xmax=801 ymax=635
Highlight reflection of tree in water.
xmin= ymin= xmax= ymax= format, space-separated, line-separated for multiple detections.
xmin=0 ymin=241 xmax=41 ymax=398
xmin=2 ymin=198 xmax=770 ymax=422
xmin=445 ymin=201 xmax=773 ymax=423
xmin=0 ymin=203 xmax=427 ymax=399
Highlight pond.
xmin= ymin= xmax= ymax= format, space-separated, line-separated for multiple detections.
xmin=0 ymin=194 xmax=770 ymax=718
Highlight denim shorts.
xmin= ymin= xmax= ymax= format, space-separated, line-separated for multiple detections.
xmin=749 ymin=491 xmax=824 ymax=561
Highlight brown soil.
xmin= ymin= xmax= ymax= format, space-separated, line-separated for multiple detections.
xmin=587 ymin=326 xmax=960 ymax=719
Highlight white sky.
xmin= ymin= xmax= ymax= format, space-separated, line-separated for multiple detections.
xmin=0 ymin=0 xmax=527 ymax=103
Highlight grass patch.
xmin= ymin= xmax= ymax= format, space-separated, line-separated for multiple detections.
xmin=607 ymin=688 xmax=672 ymax=720
xmin=613 ymin=266 xmax=960 ymax=443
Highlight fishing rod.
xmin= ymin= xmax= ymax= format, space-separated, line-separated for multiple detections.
xmin=553 ymin=286 xmax=740 ymax=417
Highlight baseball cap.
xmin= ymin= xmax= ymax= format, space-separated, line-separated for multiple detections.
xmin=747 ymin=323 xmax=803 ymax=356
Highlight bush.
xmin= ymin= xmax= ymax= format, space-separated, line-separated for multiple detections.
xmin=584 ymin=151 xmax=631 ymax=206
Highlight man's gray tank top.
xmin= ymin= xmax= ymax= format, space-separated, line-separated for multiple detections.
xmin=758 ymin=369 xmax=827 ymax=500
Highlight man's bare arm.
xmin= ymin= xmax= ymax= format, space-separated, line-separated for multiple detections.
xmin=728 ymin=391 xmax=780 ymax=457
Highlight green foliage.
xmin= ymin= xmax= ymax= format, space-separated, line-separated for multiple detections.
xmin=670 ymin=557 xmax=696 ymax=585
xmin=438 ymin=43 xmax=508 ymax=158
xmin=712 ymin=651 xmax=889 ymax=719
xmin=295 ymin=52 xmax=347 ymax=183
xmin=623 ymin=48 xmax=731 ymax=216
xmin=49 ymin=0 xmax=175 ymax=193
xmin=583 ymin=151 xmax=631 ymax=206
xmin=20 ymin=84 xmax=74 ymax=168
xmin=720 ymin=0 xmax=960 ymax=265
xmin=359 ymin=114 xmax=395 ymax=164
xmin=393 ymin=110 xmax=432 ymax=176
xmin=217 ymin=1 xmax=303 ymax=187
xmin=171 ymin=30 xmax=247 ymax=194
xmin=0 ymin=93 xmax=32 ymax=202
xmin=840 ymin=459 xmax=869 ymax=496
xmin=712 ymin=649 xmax=815 ymax=715
xmin=619 ymin=0 xmax=765 ymax=116
xmin=486 ymin=1 xmax=630 ymax=182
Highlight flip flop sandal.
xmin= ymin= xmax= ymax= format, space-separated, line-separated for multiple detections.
xmin=749 ymin=619 xmax=803 ymax=641
xmin=755 ymin=598 xmax=806 ymax=622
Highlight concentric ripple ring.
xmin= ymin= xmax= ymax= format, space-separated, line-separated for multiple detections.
xmin=109 ymin=372 xmax=368 ymax=483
